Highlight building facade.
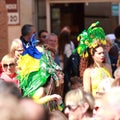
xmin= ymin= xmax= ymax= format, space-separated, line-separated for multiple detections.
xmin=0 ymin=0 xmax=120 ymax=60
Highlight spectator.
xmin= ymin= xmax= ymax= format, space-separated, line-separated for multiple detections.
xmin=20 ymin=24 xmax=36 ymax=48
xmin=109 ymin=25 xmax=120 ymax=74
xmin=64 ymin=88 xmax=94 ymax=120
xmin=0 ymin=78 xmax=21 ymax=99
xmin=69 ymin=76 xmax=83 ymax=90
xmin=95 ymin=87 xmax=120 ymax=120
xmin=10 ymin=38 xmax=24 ymax=62
xmin=46 ymin=33 xmax=60 ymax=65
xmin=38 ymin=29 xmax=48 ymax=45
xmin=0 ymin=54 xmax=19 ymax=87
xmin=0 ymin=94 xmax=26 ymax=120
xmin=50 ymin=110 xmax=68 ymax=120
xmin=20 ymin=98 xmax=49 ymax=120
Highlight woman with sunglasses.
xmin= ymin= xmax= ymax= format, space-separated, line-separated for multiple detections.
xmin=64 ymin=88 xmax=95 ymax=120
xmin=0 ymin=54 xmax=19 ymax=87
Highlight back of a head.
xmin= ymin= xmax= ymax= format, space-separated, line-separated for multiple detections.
xmin=50 ymin=110 xmax=67 ymax=120
xmin=21 ymin=24 xmax=33 ymax=36
xmin=0 ymin=78 xmax=21 ymax=99
xmin=61 ymin=26 xmax=71 ymax=34
xmin=70 ymin=76 xmax=83 ymax=85
xmin=20 ymin=98 xmax=49 ymax=120
xmin=0 ymin=93 xmax=26 ymax=120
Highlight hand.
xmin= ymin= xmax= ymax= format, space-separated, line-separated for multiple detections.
xmin=50 ymin=94 xmax=62 ymax=101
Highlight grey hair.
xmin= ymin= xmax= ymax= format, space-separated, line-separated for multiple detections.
xmin=45 ymin=33 xmax=57 ymax=40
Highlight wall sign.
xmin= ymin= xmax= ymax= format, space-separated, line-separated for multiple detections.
xmin=5 ymin=0 xmax=20 ymax=25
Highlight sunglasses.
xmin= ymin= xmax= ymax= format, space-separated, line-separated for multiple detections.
xmin=15 ymin=49 xmax=24 ymax=52
xmin=3 ymin=63 xmax=15 ymax=68
xmin=64 ymin=105 xmax=79 ymax=111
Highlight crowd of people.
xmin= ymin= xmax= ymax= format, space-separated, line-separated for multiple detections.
xmin=0 ymin=21 xmax=120 ymax=120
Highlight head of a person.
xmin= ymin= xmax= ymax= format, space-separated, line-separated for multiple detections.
xmin=46 ymin=33 xmax=58 ymax=51
xmin=21 ymin=24 xmax=35 ymax=41
xmin=20 ymin=98 xmax=49 ymax=120
xmin=50 ymin=110 xmax=68 ymax=120
xmin=95 ymin=87 xmax=120 ymax=120
xmin=87 ymin=43 xmax=105 ymax=67
xmin=1 ymin=54 xmax=16 ymax=74
xmin=38 ymin=30 xmax=48 ymax=44
xmin=61 ymin=26 xmax=71 ymax=34
xmin=114 ymin=25 xmax=120 ymax=41
xmin=76 ymin=22 xmax=106 ymax=67
xmin=0 ymin=78 xmax=21 ymax=99
xmin=105 ymin=35 xmax=114 ymax=52
xmin=64 ymin=88 xmax=94 ymax=120
xmin=0 ymin=94 xmax=26 ymax=120
xmin=58 ymin=31 xmax=71 ymax=55
xmin=70 ymin=76 xmax=83 ymax=90
xmin=10 ymin=38 xmax=24 ymax=60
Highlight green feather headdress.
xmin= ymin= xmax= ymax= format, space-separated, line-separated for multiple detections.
xmin=75 ymin=21 xmax=106 ymax=57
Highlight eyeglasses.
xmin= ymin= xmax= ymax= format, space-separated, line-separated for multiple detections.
xmin=3 ymin=63 xmax=15 ymax=68
xmin=64 ymin=105 xmax=79 ymax=111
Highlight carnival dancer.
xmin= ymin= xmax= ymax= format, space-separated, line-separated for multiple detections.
xmin=17 ymin=34 xmax=64 ymax=111
xmin=75 ymin=21 xmax=114 ymax=97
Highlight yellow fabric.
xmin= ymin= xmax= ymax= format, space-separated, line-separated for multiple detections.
xmin=33 ymin=95 xmax=51 ymax=104
xmin=18 ymin=54 xmax=40 ymax=78
xmin=91 ymin=67 xmax=111 ymax=97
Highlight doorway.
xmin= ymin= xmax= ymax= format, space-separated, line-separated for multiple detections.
xmin=50 ymin=3 xmax=84 ymax=35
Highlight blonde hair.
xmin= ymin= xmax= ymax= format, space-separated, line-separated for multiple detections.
xmin=65 ymin=88 xmax=94 ymax=113
xmin=1 ymin=54 xmax=16 ymax=65
xmin=10 ymin=39 xmax=23 ymax=57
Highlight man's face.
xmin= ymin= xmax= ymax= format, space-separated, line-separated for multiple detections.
xmin=47 ymin=35 xmax=58 ymax=49
xmin=28 ymin=27 xmax=36 ymax=40
xmin=94 ymin=96 xmax=118 ymax=120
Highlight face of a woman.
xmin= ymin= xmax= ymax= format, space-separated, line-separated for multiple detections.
xmin=93 ymin=46 xmax=105 ymax=64
xmin=64 ymin=98 xmax=83 ymax=120
xmin=14 ymin=45 xmax=24 ymax=59
xmin=2 ymin=60 xmax=16 ymax=74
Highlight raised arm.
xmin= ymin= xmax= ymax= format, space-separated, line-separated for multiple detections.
xmin=83 ymin=68 xmax=91 ymax=93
